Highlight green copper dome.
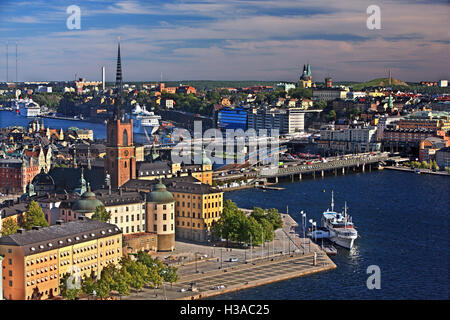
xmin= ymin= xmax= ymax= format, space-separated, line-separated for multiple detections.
xmin=146 ymin=182 xmax=174 ymax=204
xmin=72 ymin=187 xmax=103 ymax=213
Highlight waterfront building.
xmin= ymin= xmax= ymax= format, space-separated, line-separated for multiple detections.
xmin=435 ymin=146 xmax=450 ymax=169
xmin=0 ymin=218 xmax=122 ymax=300
xmin=145 ymin=181 xmax=175 ymax=251
xmin=317 ymin=126 xmax=380 ymax=154
xmin=419 ymin=136 xmax=450 ymax=162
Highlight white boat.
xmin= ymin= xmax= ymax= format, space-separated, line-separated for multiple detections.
xmin=131 ymin=103 xmax=161 ymax=143
xmin=11 ymin=98 xmax=41 ymax=117
xmin=321 ymin=191 xmax=358 ymax=249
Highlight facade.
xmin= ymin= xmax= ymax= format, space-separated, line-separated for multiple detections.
xmin=104 ymin=118 xmax=137 ymax=188
xmin=146 ymin=182 xmax=175 ymax=251
xmin=218 ymin=107 xmax=248 ymax=131
xmin=398 ymin=111 xmax=450 ymax=131
xmin=435 ymin=146 xmax=450 ymax=169
xmin=317 ymin=126 xmax=380 ymax=154
xmin=313 ymin=88 xmax=348 ymax=101
xmin=247 ymin=107 xmax=306 ymax=134
xmin=122 ymin=232 xmax=158 ymax=254
xmin=0 ymin=218 xmax=122 ymax=300
xmin=0 ymin=157 xmax=40 ymax=194
xmin=383 ymin=128 xmax=436 ymax=144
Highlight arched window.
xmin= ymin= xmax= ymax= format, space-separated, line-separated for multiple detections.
xmin=122 ymin=129 xmax=128 ymax=146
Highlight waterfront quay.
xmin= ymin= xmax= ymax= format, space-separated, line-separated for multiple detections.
xmin=122 ymin=211 xmax=335 ymax=300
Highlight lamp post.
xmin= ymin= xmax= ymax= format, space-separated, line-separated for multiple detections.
xmin=301 ymin=211 xmax=306 ymax=254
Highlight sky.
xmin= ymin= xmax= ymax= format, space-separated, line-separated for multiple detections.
xmin=0 ymin=0 xmax=449 ymax=83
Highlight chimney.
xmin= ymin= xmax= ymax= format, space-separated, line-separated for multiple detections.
xmin=17 ymin=228 xmax=25 ymax=234
xmin=56 ymin=220 xmax=64 ymax=225
xmin=32 ymin=226 xmax=41 ymax=231
xmin=119 ymin=188 xmax=123 ymax=196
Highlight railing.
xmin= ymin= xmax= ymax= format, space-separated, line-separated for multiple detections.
xmin=260 ymin=154 xmax=389 ymax=177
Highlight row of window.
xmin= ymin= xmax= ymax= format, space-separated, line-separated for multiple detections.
xmin=153 ymin=213 xmax=173 ymax=221
xmin=114 ymin=213 xmax=145 ymax=224
xmin=26 ymin=254 xmax=58 ymax=266
xmin=153 ymin=224 xmax=173 ymax=232
xmin=176 ymin=211 xmax=220 ymax=219
xmin=26 ymin=265 xmax=57 ymax=277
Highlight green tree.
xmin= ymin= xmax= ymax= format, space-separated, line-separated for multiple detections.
xmin=81 ymin=273 xmax=96 ymax=295
xmin=163 ymin=266 xmax=179 ymax=287
xmin=91 ymin=205 xmax=111 ymax=223
xmin=266 ymin=208 xmax=283 ymax=230
xmin=259 ymin=218 xmax=274 ymax=242
xmin=94 ymin=278 xmax=111 ymax=299
xmin=23 ymin=201 xmax=49 ymax=230
xmin=1 ymin=217 xmax=19 ymax=236
xmin=59 ymin=273 xmax=81 ymax=300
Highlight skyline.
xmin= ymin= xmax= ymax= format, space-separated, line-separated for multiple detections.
xmin=0 ymin=0 xmax=449 ymax=83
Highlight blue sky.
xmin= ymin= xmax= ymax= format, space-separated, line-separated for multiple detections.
xmin=0 ymin=0 xmax=449 ymax=82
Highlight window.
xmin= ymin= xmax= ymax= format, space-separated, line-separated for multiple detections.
xmin=153 ymin=225 xmax=157 ymax=232
xmin=154 ymin=214 xmax=157 ymax=221
xmin=163 ymin=225 xmax=167 ymax=231
xmin=163 ymin=214 xmax=167 ymax=220
xmin=163 ymin=205 xmax=166 ymax=210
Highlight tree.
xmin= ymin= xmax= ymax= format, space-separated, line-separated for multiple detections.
xmin=81 ymin=273 xmax=96 ymax=295
xmin=1 ymin=217 xmax=19 ymax=236
xmin=59 ymin=273 xmax=81 ymax=300
xmin=163 ymin=266 xmax=179 ymax=287
xmin=91 ymin=205 xmax=111 ymax=223
xmin=266 ymin=208 xmax=283 ymax=230
xmin=94 ymin=278 xmax=111 ymax=299
xmin=23 ymin=201 xmax=49 ymax=230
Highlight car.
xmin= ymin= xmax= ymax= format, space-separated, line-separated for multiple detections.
xmin=179 ymin=288 xmax=186 ymax=292
xmin=229 ymin=257 xmax=238 ymax=262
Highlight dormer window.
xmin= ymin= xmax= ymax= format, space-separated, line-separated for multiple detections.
xmin=30 ymin=247 xmax=35 ymax=252
xmin=83 ymin=235 xmax=88 ymax=239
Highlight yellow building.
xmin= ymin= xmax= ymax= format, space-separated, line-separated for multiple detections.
xmin=0 ymin=218 xmax=122 ymax=300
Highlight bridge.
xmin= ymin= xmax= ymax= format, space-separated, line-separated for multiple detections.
xmin=213 ymin=152 xmax=390 ymax=186
xmin=259 ymin=152 xmax=389 ymax=182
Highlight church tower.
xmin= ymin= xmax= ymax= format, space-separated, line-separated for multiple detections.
xmin=105 ymin=38 xmax=136 ymax=189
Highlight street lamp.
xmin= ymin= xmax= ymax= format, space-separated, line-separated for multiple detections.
xmin=301 ymin=211 xmax=306 ymax=254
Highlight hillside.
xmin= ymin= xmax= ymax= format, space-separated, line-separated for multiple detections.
xmin=351 ymin=78 xmax=408 ymax=90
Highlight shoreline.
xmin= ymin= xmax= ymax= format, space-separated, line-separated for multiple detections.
xmin=383 ymin=166 xmax=449 ymax=177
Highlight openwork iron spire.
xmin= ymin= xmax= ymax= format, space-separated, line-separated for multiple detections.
xmin=114 ymin=37 xmax=124 ymax=120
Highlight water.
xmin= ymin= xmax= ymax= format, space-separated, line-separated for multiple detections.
xmin=0 ymin=111 xmax=106 ymax=139
xmin=213 ymin=170 xmax=449 ymax=300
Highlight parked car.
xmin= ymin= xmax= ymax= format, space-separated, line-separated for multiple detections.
xmin=229 ymin=257 xmax=238 ymax=262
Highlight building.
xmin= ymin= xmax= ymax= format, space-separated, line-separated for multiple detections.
xmin=0 ymin=218 xmax=122 ymax=300
xmin=419 ymin=137 xmax=449 ymax=162
xmin=145 ymin=181 xmax=175 ymax=251
xmin=317 ymin=126 xmax=380 ymax=154
xmin=436 ymin=146 xmax=450 ymax=169
xmin=298 ymin=64 xmax=312 ymax=88
xmin=217 ymin=107 xmax=248 ymax=131
xmin=0 ymin=157 xmax=40 ymax=194
xmin=313 ymin=88 xmax=349 ymax=102
xmin=439 ymin=80 xmax=448 ymax=88
xmin=123 ymin=176 xmax=224 ymax=243
xmin=104 ymin=40 xmax=137 ymax=189
xmin=247 ymin=107 xmax=306 ymax=134
xmin=397 ymin=111 xmax=450 ymax=132
xmin=325 ymin=77 xmax=332 ymax=88
xmin=276 ymin=82 xmax=296 ymax=92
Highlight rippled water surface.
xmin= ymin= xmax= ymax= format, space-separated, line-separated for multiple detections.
xmin=213 ymin=170 xmax=449 ymax=300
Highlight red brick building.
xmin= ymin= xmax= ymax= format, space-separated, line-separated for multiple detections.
xmin=0 ymin=157 xmax=40 ymax=194
xmin=104 ymin=119 xmax=136 ymax=189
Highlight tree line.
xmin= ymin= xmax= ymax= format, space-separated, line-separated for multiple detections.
xmin=212 ymin=200 xmax=283 ymax=246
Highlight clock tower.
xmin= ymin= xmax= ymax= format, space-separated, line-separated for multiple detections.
xmin=105 ymin=38 xmax=136 ymax=188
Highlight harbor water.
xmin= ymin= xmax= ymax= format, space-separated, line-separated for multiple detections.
xmin=0 ymin=111 xmax=106 ymax=139
xmin=215 ymin=170 xmax=449 ymax=300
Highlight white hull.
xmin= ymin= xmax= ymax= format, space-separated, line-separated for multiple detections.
xmin=329 ymin=235 xmax=355 ymax=249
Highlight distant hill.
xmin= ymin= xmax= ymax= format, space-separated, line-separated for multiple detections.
xmin=351 ymin=78 xmax=408 ymax=90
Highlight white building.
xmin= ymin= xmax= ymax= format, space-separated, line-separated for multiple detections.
xmin=318 ymin=126 xmax=380 ymax=153
xmin=439 ymin=80 xmax=448 ymax=88
xmin=313 ymin=88 xmax=349 ymax=101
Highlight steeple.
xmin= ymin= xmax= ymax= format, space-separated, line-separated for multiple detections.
xmin=114 ymin=37 xmax=124 ymax=120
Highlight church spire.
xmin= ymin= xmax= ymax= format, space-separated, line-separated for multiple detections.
xmin=114 ymin=37 xmax=124 ymax=120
